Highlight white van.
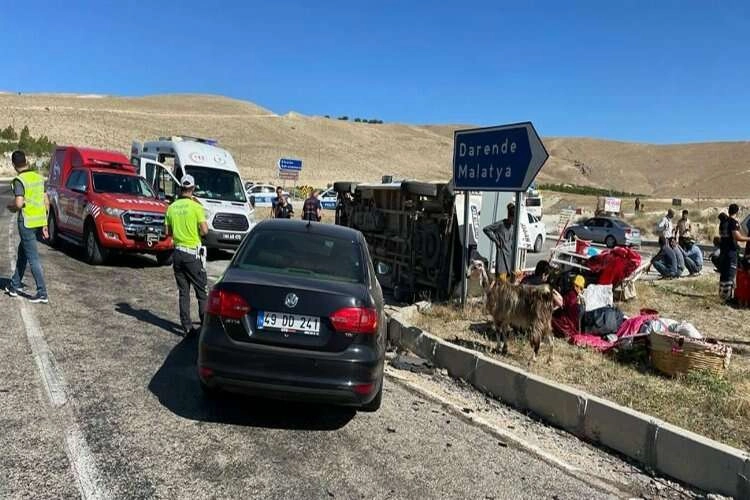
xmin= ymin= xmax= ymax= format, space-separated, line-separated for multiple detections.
xmin=130 ymin=136 xmax=255 ymax=250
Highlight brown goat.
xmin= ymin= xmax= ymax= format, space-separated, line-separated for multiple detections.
xmin=469 ymin=261 xmax=556 ymax=365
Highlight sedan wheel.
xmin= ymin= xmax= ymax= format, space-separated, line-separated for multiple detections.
xmin=605 ymin=235 xmax=617 ymax=248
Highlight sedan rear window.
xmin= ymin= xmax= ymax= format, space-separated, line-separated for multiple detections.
xmin=235 ymin=230 xmax=364 ymax=283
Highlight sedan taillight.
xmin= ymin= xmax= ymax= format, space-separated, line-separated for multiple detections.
xmin=207 ymin=289 xmax=251 ymax=319
xmin=330 ymin=307 xmax=378 ymax=334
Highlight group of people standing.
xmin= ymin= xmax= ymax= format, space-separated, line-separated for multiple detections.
xmin=648 ymin=209 xmax=703 ymax=279
xmin=716 ymin=204 xmax=750 ymax=301
xmin=269 ymin=186 xmax=322 ymax=222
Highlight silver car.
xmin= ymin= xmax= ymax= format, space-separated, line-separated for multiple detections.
xmin=565 ymin=216 xmax=641 ymax=248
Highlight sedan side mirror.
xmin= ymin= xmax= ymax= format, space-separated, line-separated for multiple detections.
xmin=249 ymin=195 xmax=256 ymax=208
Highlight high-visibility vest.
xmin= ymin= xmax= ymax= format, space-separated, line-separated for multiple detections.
xmin=13 ymin=170 xmax=47 ymax=229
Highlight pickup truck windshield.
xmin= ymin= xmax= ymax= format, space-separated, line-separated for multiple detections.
xmin=92 ymin=173 xmax=155 ymax=197
xmin=185 ymin=166 xmax=247 ymax=203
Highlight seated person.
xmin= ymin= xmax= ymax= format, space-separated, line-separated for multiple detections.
xmin=669 ymin=238 xmax=686 ymax=276
xmin=646 ymin=236 xmax=680 ymax=279
xmin=552 ymin=275 xmax=585 ymax=338
xmin=709 ymin=236 xmax=721 ymax=272
xmin=522 ymin=260 xmax=551 ymax=286
xmin=681 ymin=237 xmax=703 ymax=275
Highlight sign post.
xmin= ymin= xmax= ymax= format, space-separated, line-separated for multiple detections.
xmin=453 ymin=122 xmax=548 ymax=306
xmin=278 ymin=158 xmax=303 ymax=199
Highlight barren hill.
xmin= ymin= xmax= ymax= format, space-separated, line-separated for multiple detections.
xmin=1 ymin=93 xmax=748 ymax=197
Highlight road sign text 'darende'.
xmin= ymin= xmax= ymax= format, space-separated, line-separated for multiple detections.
xmin=452 ymin=122 xmax=548 ymax=192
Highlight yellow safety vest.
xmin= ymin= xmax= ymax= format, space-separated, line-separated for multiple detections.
xmin=13 ymin=170 xmax=47 ymax=229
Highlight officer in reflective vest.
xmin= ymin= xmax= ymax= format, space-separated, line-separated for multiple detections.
xmin=165 ymin=174 xmax=209 ymax=336
xmin=5 ymin=150 xmax=50 ymax=303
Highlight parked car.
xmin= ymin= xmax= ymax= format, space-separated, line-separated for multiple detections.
xmin=198 ymin=219 xmax=386 ymax=411
xmin=525 ymin=212 xmax=547 ymax=253
xmin=319 ymin=188 xmax=338 ymax=210
xmin=246 ymin=184 xmax=289 ymax=207
xmin=46 ymin=146 xmax=173 ymax=265
xmin=564 ymin=216 xmax=641 ymax=248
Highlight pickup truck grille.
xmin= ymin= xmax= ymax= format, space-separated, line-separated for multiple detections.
xmin=122 ymin=211 xmax=167 ymax=239
xmin=213 ymin=212 xmax=249 ymax=231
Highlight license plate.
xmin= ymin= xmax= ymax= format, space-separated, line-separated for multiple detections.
xmin=257 ymin=311 xmax=321 ymax=335
xmin=219 ymin=233 xmax=243 ymax=241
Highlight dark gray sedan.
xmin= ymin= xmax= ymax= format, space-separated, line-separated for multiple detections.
xmin=198 ymin=219 xmax=386 ymax=411
xmin=564 ymin=216 xmax=642 ymax=248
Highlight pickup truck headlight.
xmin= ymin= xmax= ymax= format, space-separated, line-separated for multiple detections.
xmin=104 ymin=206 xmax=125 ymax=217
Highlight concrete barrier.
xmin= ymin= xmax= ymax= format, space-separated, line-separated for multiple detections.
xmin=524 ymin=373 xmax=587 ymax=435
xmin=583 ymin=396 xmax=658 ymax=465
xmin=412 ymin=333 xmax=439 ymax=361
xmin=434 ymin=341 xmax=478 ymax=381
xmin=387 ymin=317 xmax=402 ymax=344
xmin=387 ymin=310 xmax=750 ymax=498
xmin=654 ymin=421 xmax=749 ymax=497
xmin=473 ymin=355 xmax=528 ymax=408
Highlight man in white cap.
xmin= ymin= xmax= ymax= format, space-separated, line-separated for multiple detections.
xmin=165 ymin=174 xmax=209 ymax=336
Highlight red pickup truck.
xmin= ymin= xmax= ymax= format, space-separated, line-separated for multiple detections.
xmin=47 ymin=146 xmax=173 ymax=265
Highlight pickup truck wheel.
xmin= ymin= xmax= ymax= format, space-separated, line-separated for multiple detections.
xmin=47 ymin=211 xmax=60 ymax=248
xmin=156 ymin=251 xmax=173 ymax=266
xmin=84 ymin=224 xmax=108 ymax=265
xmin=533 ymin=235 xmax=543 ymax=253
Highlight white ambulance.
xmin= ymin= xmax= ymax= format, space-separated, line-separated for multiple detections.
xmin=130 ymin=136 xmax=255 ymax=251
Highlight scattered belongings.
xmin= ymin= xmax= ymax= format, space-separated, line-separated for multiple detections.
xmin=650 ymin=331 xmax=732 ymax=377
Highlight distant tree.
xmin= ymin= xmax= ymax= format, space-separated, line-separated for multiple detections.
xmin=337 ymin=116 xmax=349 ymax=121
xmin=324 ymin=115 xmax=330 ymax=119
xmin=354 ymin=118 xmax=361 ymax=122
xmin=0 ymin=125 xmax=18 ymax=140
xmin=18 ymin=125 xmax=32 ymax=150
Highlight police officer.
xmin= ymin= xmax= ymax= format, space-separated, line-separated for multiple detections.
xmin=165 ymin=175 xmax=209 ymax=336
xmin=5 ymin=150 xmax=49 ymax=303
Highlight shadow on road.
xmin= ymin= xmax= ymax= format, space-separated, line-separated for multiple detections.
xmin=49 ymin=241 xmax=162 ymax=269
xmin=148 ymin=335 xmax=356 ymax=431
xmin=115 ymin=302 xmax=184 ymax=337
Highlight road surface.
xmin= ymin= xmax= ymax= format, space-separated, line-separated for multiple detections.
xmin=0 ymin=182 xmax=682 ymax=499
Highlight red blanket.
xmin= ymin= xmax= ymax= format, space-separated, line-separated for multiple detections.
xmin=587 ymin=247 xmax=641 ymax=286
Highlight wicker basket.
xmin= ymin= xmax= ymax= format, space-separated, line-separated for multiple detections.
xmin=649 ymin=332 xmax=732 ymax=377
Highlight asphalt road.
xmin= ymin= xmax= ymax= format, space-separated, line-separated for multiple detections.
xmin=0 ymin=182 xmax=635 ymax=499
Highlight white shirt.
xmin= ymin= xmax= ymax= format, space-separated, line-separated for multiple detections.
xmin=657 ymin=216 xmax=674 ymax=239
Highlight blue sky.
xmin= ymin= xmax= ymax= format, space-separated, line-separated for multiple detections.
xmin=1 ymin=1 xmax=749 ymax=143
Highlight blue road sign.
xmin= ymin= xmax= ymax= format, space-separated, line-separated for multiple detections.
xmin=452 ymin=122 xmax=548 ymax=192
xmin=278 ymin=158 xmax=303 ymax=171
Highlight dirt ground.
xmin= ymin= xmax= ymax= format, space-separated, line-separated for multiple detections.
xmin=412 ymin=273 xmax=750 ymax=450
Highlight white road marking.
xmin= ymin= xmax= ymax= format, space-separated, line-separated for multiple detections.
xmin=7 ymin=219 xmax=109 ymax=500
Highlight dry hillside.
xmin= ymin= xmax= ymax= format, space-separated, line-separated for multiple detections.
xmin=1 ymin=92 xmax=749 ymax=196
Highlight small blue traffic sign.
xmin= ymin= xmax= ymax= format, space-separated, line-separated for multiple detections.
xmin=452 ymin=122 xmax=548 ymax=192
xmin=278 ymin=158 xmax=303 ymax=171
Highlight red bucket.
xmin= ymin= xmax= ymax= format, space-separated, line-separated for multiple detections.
xmin=575 ymin=239 xmax=591 ymax=255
